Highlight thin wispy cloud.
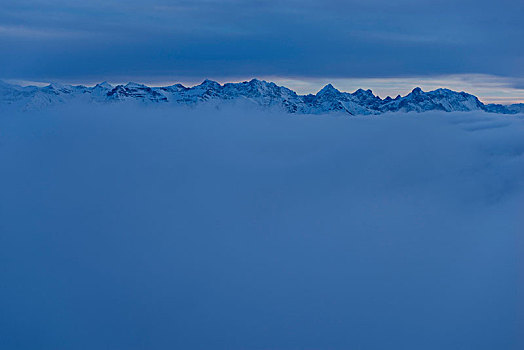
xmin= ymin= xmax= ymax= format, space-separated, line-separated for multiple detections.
xmin=0 ymin=25 xmax=88 ymax=39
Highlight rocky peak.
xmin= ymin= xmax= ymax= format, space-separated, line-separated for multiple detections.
xmin=3 ymin=78 xmax=523 ymax=115
xmin=198 ymin=79 xmax=221 ymax=90
xmin=94 ymin=82 xmax=113 ymax=90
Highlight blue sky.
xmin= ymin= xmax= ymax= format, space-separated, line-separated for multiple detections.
xmin=1 ymin=0 xmax=523 ymax=102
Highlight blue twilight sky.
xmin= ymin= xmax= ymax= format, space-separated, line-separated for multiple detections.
xmin=1 ymin=0 xmax=523 ymax=102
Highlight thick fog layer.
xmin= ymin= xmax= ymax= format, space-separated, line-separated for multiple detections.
xmin=1 ymin=104 xmax=523 ymax=349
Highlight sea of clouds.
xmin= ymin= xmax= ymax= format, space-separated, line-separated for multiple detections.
xmin=1 ymin=103 xmax=523 ymax=349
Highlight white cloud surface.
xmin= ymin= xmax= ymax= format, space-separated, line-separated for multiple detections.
xmin=0 ymin=105 xmax=522 ymax=349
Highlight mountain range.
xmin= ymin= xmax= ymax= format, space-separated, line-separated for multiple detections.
xmin=1 ymin=79 xmax=523 ymax=115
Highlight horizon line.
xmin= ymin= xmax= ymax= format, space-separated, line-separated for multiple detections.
xmin=3 ymin=75 xmax=524 ymax=105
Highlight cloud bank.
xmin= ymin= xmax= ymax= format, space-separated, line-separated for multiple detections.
xmin=0 ymin=104 xmax=523 ymax=349
xmin=1 ymin=0 xmax=522 ymax=83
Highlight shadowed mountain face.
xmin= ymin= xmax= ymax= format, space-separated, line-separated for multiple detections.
xmin=1 ymin=79 xmax=522 ymax=114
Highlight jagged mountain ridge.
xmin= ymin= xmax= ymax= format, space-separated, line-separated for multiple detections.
xmin=0 ymin=79 xmax=522 ymax=114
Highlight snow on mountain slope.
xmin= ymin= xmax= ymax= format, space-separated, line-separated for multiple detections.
xmin=106 ymin=82 xmax=168 ymax=103
xmin=380 ymin=87 xmax=485 ymax=113
xmin=302 ymin=84 xmax=378 ymax=115
xmin=0 ymin=105 xmax=522 ymax=350
xmin=0 ymin=79 xmax=522 ymax=115
xmin=485 ymin=102 xmax=524 ymax=114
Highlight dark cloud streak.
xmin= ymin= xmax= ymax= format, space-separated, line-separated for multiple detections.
xmin=0 ymin=0 xmax=522 ymax=81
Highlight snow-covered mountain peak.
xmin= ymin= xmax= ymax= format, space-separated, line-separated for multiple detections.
xmin=44 ymin=83 xmax=74 ymax=93
xmin=198 ymin=79 xmax=221 ymax=90
xmin=317 ymin=84 xmax=341 ymax=96
xmin=411 ymin=87 xmax=423 ymax=95
xmin=352 ymin=88 xmax=380 ymax=102
xmin=94 ymin=82 xmax=113 ymax=89
xmin=1 ymin=79 xmax=522 ymax=115
xmin=125 ymin=82 xmax=148 ymax=89
xmin=45 ymin=83 xmax=64 ymax=89
xmin=247 ymin=78 xmax=264 ymax=85
xmin=353 ymin=88 xmax=374 ymax=96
